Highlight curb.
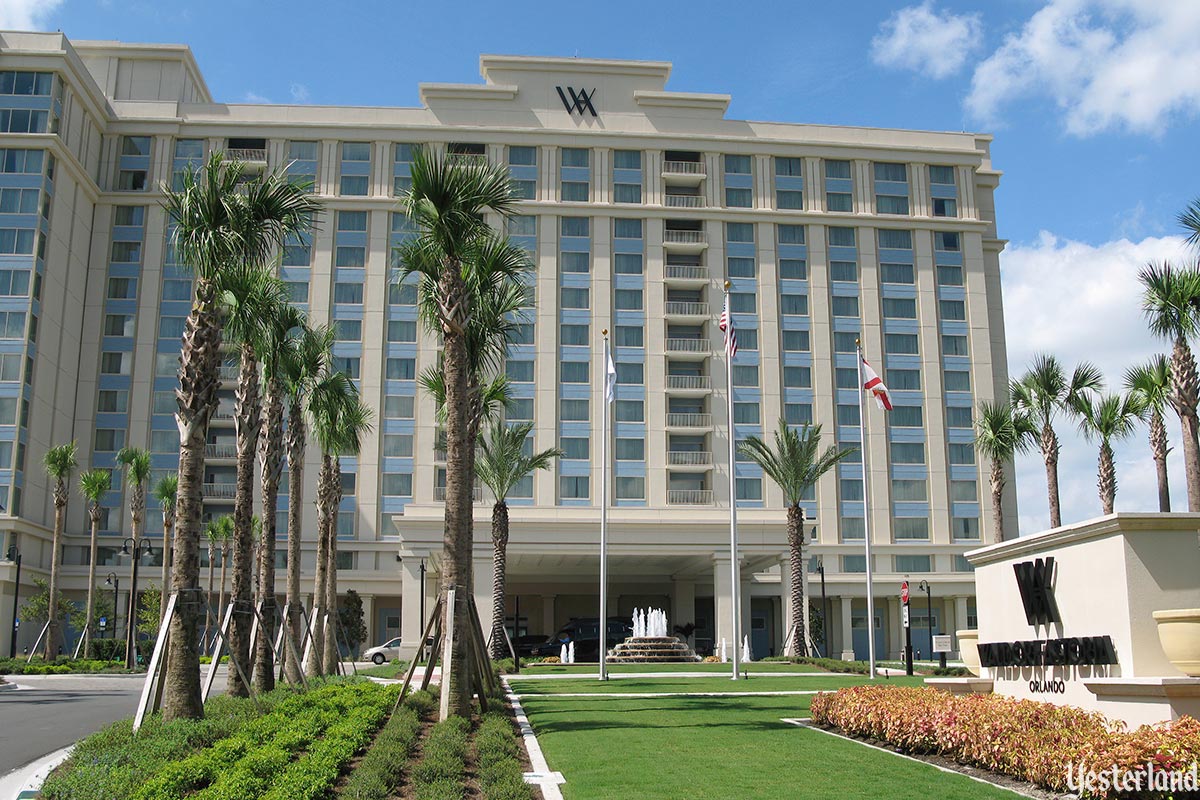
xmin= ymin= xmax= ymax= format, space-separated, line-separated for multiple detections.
xmin=3 ymin=744 xmax=75 ymax=800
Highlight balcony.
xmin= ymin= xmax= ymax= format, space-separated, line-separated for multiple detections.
xmin=201 ymin=483 xmax=237 ymax=500
xmin=434 ymin=486 xmax=484 ymax=502
xmin=219 ymin=365 xmax=239 ymax=381
xmin=448 ymin=152 xmax=488 ymax=166
xmin=665 ymin=194 xmax=705 ymax=209
xmin=211 ymin=410 xmax=234 ymax=422
xmin=665 ymin=338 xmax=711 ymax=358
xmin=663 ymin=229 xmax=707 ymax=251
xmin=666 ymin=374 xmax=712 ymax=392
xmin=664 ymin=300 xmax=709 ymax=318
xmin=205 ymin=444 xmax=236 ymax=459
xmin=667 ymin=451 xmax=712 ymax=467
xmin=664 ymin=264 xmax=708 ymax=283
xmin=227 ymin=148 xmax=267 ymax=164
xmin=667 ymin=489 xmax=713 ymax=505
xmin=665 ymin=413 xmax=713 ymax=429
xmin=662 ymin=161 xmax=706 ymax=184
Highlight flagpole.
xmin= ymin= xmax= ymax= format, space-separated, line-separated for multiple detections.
xmin=857 ymin=339 xmax=878 ymax=680
xmin=600 ymin=330 xmax=611 ymax=682
xmin=724 ymin=282 xmax=741 ymax=681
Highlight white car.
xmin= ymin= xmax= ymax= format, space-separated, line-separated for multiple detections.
xmin=363 ymin=637 xmax=401 ymax=665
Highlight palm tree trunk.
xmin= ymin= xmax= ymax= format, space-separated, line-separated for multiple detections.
xmin=284 ymin=400 xmax=306 ymax=683
xmin=44 ymin=492 xmax=66 ymax=660
xmin=124 ymin=502 xmax=143 ymax=670
xmin=228 ymin=343 xmax=261 ymax=698
xmin=1150 ymin=409 xmax=1171 ymax=512
xmin=490 ymin=501 xmax=509 ymax=660
xmin=440 ymin=259 xmax=474 ymax=716
xmin=1040 ymin=424 xmax=1062 ymax=528
xmin=1170 ymin=336 xmax=1200 ymax=512
xmin=1098 ymin=440 xmax=1116 ymax=515
xmin=254 ymin=375 xmax=284 ymax=692
xmin=322 ymin=458 xmax=343 ymax=676
xmin=82 ymin=508 xmax=100 ymax=658
xmin=219 ymin=548 xmax=229 ymax=640
xmin=307 ymin=453 xmax=333 ymax=677
xmin=163 ymin=279 xmax=222 ymax=722
xmin=205 ymin=544 xmax=215 ymax=649
xmin=785 ymin=504 xmax=805 ymax=658
xmin=990 ymin=459 xmax=1006 ymax=543
xmin=159 ymin=515 xmax=172 ymax=624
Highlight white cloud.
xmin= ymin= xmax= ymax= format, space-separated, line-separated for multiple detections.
xmin=871 ymin=1 xmax=983 ymax=80
xmin=1001 ymin=231 xmax=1192 ymax=534
xmin=0 ymin=0 xmax=63 ymax=30
xmin=289 ymin=83 xmax=310 ymax=104
xmin=241 ymin=91 xmax=272 ymax=104
xmin=966 ymin=0 xmax=1200 ymax=136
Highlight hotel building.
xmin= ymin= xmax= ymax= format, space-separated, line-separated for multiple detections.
xmin=0 ymin=31 xmax=1011 ymax=662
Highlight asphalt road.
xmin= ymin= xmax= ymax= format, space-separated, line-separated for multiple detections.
xmin=0 ymin=669 xmax=229 ymax=779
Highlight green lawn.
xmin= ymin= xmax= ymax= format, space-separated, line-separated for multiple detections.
xmin=517 ymin=677 xmax=1020 ymax=799
xmin=512 ymin=661 xmax=826 ymax=675
xmin=510 ymin=673 xmax=927 ymax=695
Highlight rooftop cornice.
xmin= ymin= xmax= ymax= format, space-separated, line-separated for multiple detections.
xmin=480 ymin=54 xmax=671 ymax=80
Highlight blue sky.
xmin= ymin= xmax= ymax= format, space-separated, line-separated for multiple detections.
xmin=8 ymin=0 xmax=1200 ymax=533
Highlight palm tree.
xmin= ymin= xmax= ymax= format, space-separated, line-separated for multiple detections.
xmin=973 ymin=401 xmax=1034 ymax=543
xmin=203 ymin=518 xmax=221 ymax=649
xmin=1140 ymin=262 xmax=1200 ymax=512
xmin=1075 ymin=393 xmax=1145 ymax=515
xmin=116 ymin=447 xmax=151 ymax=669
xmin=1010 ymin=354 xmax=1104 ymax=528
xmin=160 ymin=152 xmax=319 ymax=720
xmin=738 ymin=421 xmax=852 ymax=657
xmin=394 ymin=147 xmax=520 ymax=715
xmin=42 ymin=441 xmax=77 ymax=660
xmin=219 ymin=263 xmax=288 ymax=698
xmin=476 ymin=421 xmax=561 ymax=659
xmin=254 ymin=303 xmax=305 ymax=692
xmin=153 ymin=475 xmax=178 ymax=623
xmin=78 ymin=468 xmax=112 ymax=657
xmin=280 ymin=323 xmax=333 ymax=683
xmin=1124 ymin=356 xmax=1173 ymax=512
xmin=1178 ymin=198 xmax=1200 ymax=248
xmin=213 ymin=515 xmax=234 ymax=637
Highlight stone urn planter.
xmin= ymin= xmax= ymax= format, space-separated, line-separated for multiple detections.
xmin=957 ymin=629 xmax=980 ymax=676
xmin=1152 ymin=609 xmax=1200 ymax=677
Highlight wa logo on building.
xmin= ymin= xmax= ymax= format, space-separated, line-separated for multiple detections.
xmin=1014 ymin=557 xmax=1058 ymax=625
xmin=557 ymin=86 xmax=598 ymax=117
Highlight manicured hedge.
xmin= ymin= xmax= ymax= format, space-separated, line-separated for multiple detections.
xmin=411 ymin=716 xmax=471 ymax=800
xmin=810 ymin=685 xmax=1200 ymax=797
xmin=475 ymin=712 xmax=533 ymax=800
xmin=335 ymin=694 xmax=430 ymax=800
xmin=0 ymin=657 xmax=127 ymax=675
xmin=760 ymin=655 xmax=871 ymax=674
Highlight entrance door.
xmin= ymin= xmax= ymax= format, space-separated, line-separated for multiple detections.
xmin=377 ymin=609 xmax=400 ymax=647
xmin=851 ymin=607 xmax=884 ymax=661
xmin=750 ymin=606 xmax=770 ymax=659
xmin=910 ymin=608 xmax=938 ymax=661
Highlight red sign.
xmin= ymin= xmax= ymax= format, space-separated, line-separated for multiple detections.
xmin=901 ymin=581 xmax=910 ymax=604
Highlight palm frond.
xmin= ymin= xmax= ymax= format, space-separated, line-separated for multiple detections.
xmin=974 ymin=400 xmax=1036 ymax=464
xmin=476 ymin=421 xmax=562 ymax=501
xmin=737 ymin=420 xmax=852 ymax=505
xmin=153 ymin=474 xmax=179 ymax=511
xmin=116 ymin=447 xmax=152 ymax=485
xmin=1178 ymin=199 xmax=1200 ymax=249
xmin=78 ymin=468 xmax=112 ymax=503
xmin=43 ymin=441 xmax=78 ymax=480
xmin=1076 ymin=392 xmax=1144 ymax=444
xmin=1123 ymin=354 xmax=1171 ymax=414
xmin=1140 ymin=260 xmax=1200 ymax=341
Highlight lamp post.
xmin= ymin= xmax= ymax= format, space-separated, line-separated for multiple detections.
xmin=105 ymin=573 xmax=119 ymax=641
xmin=919 ymin=579 xmax=942 ymax=669
xmin=6 ymin=544 xmax=20 ymax=658
xmin=813 ymin=546 xmax=829 ymax=658
xmin=122 ymin=537 xmax=153 ymax=669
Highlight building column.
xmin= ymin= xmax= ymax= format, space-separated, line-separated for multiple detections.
xmin=397 ymin=555 xmax=425 ymax=661
xmin=541 ymin=594 xmax=556 ymax=636
xmin=779 ymin=557 xmax=792 ymax=652
xmin=360 ymin=594 xmax=376 ymax=647
xmin=713 ymin=556 xmax=735 ymax=656
xmin=840 ymin=596 xmax=854 ymax=661
xmin=954 ymin=595 xmax=970 ymax=659
xmin=473 ymin=556 xmax=493 ymax=649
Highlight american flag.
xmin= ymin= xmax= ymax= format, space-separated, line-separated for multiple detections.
xmin=719 ymin=293 xmax=737 ymax=358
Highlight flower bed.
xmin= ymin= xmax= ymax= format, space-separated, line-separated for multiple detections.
xmin=809 ymin=685 xmax=1200 ymax=797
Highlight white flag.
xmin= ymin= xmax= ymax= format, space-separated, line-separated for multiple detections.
xmin=606 ymin=349 xmax=617 ymax=403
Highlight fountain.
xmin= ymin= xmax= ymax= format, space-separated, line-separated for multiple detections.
xmin=607 ymin=607 xmax=702 ymax=663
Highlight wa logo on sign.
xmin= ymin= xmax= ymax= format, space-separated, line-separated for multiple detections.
xmin=1014 ymin=557 xmax=1058 ymax=626
xmin=557 ymin=86 xmax=598 ymax=117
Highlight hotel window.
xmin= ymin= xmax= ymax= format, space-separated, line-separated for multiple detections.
xmin=107 ymin=277 xmax=136 ymax=299
xmin=0 ymin=229 xmax=35 ymax=255
xmin=890 ymin=406 xmax=923 ymax=428
xmin=333 ymin=282 xmax=364 ymax=304
xmin=614 ymin=253 xmax=643 ymax=275
xmin=614 ymin=325 xmax=643 ymax=348
xmin=616 ymin=363 xmax=643 ymax=385
xmin=827 ymin=192 xmax=852 ymax=212
xmin=333 ymin=357 xmax=360 ymax=379
xmin=509 ymin=146 xmax=536 ymax=166
xmin=835 ymin=368 xmax=858 ymax=389
xmin=730 ymin=292 xmax=756 ymax=313
xmin=935 ymin=231 xmax=961 ymax=252
xmin=944 ymin=370 xmax=971 ymax=392
xmin=384 ymin=395 xmax=415 ymax=419
xmin=892 ymin=479 xmax=927 ymax=502
xmin=828 ymin=227 xmax=855 ymax=247
xmin=151 ymin=430 xmax=179 ymax=454
xmin=613 ymin=150 xmax=641 ymax=169
xmin=110 ymin=241 xmax=143 ymax=263
xmin=337 ymin=210 xmax=368 ymax=231
xmin=561 ymin=437 xmax=589 ymax=460
xmin=0 ymin=353 xmax=22 ymax=382
xmin=886 ymin=369 xmax=920 ymax=391
xmin=779 ymin=259 xmax=807 ymax=280
xmin=885 ymin=333 xmax=919 ymax=355
xmin=339 ymin=142 xmax=371 ymax=196
xmin=0 ymin=71 xmax=53 ymax=95
xmin=94 ymin=429 xmax=125 ymax=452
xmin=874 ymin=163 xmax=907 ymax=182
xmin=778 ymin=224 xmax=805 ymax=245
xmin=775 ymin=157 xmax=803 ymax=177
xmin=382 ymin=474 xmax=413 ymax=497
xmin=940 ymin=299 xmax=966 ymax=321
xmin=158 ymin=317 xmax=185 ymax=339
xmin=929 ymin=165 xmax=955 ymax=185
xmin=830 ymin=261 xmax=858 ymax=282
xmin=385 ymin=357 xmax=416 ymax=380
xmin=727 ymin=222 xmax=754 ymax=243
xmin=725 ymin=187 xmax=751 ymax=208
xmin=782 ymin=330 xmax=810 ymax=352
xmin=842 ymin=555 xmax=867 ymax=573
xmin=97 ymin=390 xmax=129 ymax=413
xmin=831 ymin=296 xmax=859 ymax=317
xmin=0 ymin=188 xmax=38 ymax=214
xmin=285 ymin=282 xmax=310 ymax=303
xmin=953 ymin=517 xmax=981 ymax=541
xmin=781 ymin=294 xmax=809 ymax=316
xmin=877 ymin=195 xmax=909 ymax=215
xmin=334 ymin=320 xmax=361 ymax=341
xmin=840 ymin=479 xmax=864 ymax=501
xmin=291 ymin=141 xmax=319 ymax=161
xmin=155 ymin=353 xmax=179 ymax=377
xmin=946 ymin=406 xmax=974 ymax=428
xmin=383 ymin=434 xmax=414 ymax=458
xmin=614 ymin=289 xmax=643 ymax=311
xmin=560 ymin=324 xmax=587 ymax=346
xmin=881 ymin=263 xmax=914 ymax=284
xmin=732 ymin=365 xmax=759 ymax=387
xmin=561 ymin=148 xmax=589 ymax=168
xmin=560 ymin=399 xmax=589 ymax=421
xmin=891 ymin=442 xmax=925 ymax=464
xmin=896 ymin=554 xmax=931 ymax=573
xmin=560 ymin=252 xmax=589 ymax=274
xmin=951 ymin=480 xmax=978 ymax=502
xmin=784 ymin=403 xmax=813 ymax=425
xmin=104 ymin=314 xmax=134 ymax=337
xmin=836 ymin=404 xmax=860 ymax=426
xmin=506 ymin=399 xmax=533 ymax=421
xmin=727 ymin=257 xmax=755 ymax=278
xmin=783 ymin=366 xmax=811 ymax=388
xmin=387 ymin=320 xmax=417 ymax=343
xmin=943 ymin=335 xmax=969 ymax=356
xmin=615 ymin=400 xmax=644 ymax=422
xmin=895 ymin=518 xmax=929 ymax=541
xmin=735 ymin=478 xmax=763 ymax=501
xmin=561 ymin=217 xmax=589 ymax=237
xmin=509 ymin=215 xmax=536 ymax=237
xmin=879 ymin=229 xmax=912 ymax=249
xmin=506 ymin=360 xmax=535 ymax=383
xmin=840 ymin=517 xmax=865 ymax=541
xmin=953 ymin=555 xmax=975 ymax=572
xmin=561 ymin=287 xmax=590 ymax=309
xmin=833 ymin=332 xmax=858 ymax=353
xmin=738 ymin=329 xmax=758 ymax=350
xmin=561 ymin=361 xmax=588 ymax=383
xmin=825 ymin=159 xmax=851 ymax=180
xmin=615 ymin=438 xmax=645 ymax=460
xmin=933 ymin=198 xmax=958 ymax=218
xmin=777 ymin=190 xmax=803 ymax=210
xmin=949 ymin=443 xmax=976 ymax=465
xmin=616 ymin=477 xmax=646 ymax=500
xmin=882 ymin=298 xmax=917 ymax=319
xmin=733 ymin=402 xmax=760 ymax=425
xmin=335 ymin=247 xmax=365 ymax=268
xmin=937 ymin=265 xmax=964 ymax=286
xmin=560 ymin=475 xmax=589 ymax=499
xmin=613 ymin=218 xmax=642 ymax=239
xmin=725 ymin=154 xmax=753 ymax=206
xmin=614 ymin=183 xmax=641 ymax=204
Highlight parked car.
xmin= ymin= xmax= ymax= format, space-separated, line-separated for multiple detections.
xmin=362 ymin=636 xmax=402 ymax=665
xmin=530 ymin=618 xmax=632 ymax=661
xmin=512 ymin=633 xmax=547 ymax=657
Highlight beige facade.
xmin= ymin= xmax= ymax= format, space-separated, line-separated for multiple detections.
xmin=0 ymin=32 xmax=1009 ymax=661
